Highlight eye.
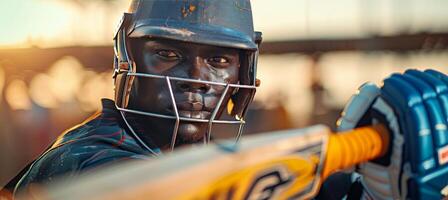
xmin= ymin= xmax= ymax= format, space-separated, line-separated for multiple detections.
xmin=207 ymin=57 xmax=229 ymax=64
xmin=155 ymin=50 xmax=180 ymax=60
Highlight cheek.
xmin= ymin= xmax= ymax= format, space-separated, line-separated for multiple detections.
xmin=130 ymin=77 xmax=171 ymax=111
xmin=210 ymin=67 xmax=239 ymax=84
xmin=142 ymin=54 xmax=176 ymax=74
xmin=207 ymin=67 xmax=239 ymax=97
xmin=227 ymin=67 xmax=240 ymax=83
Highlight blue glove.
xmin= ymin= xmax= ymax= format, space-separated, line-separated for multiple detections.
xmin=338 ymin=69 xmax=448 ymax=199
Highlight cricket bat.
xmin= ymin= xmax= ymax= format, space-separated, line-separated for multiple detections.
xmin=24 ymin=124 xmax=389 ymax=200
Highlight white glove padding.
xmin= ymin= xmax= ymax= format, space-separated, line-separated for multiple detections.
xmin=337 ymin=83 xmax=403 ymax=200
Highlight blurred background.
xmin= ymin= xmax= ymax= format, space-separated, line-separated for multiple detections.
xmin=1 ymin=0 xmax=448 ymax=186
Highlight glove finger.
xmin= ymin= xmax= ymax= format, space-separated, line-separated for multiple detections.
xmin=403 ymin=70 xmax=448 ymax=155
xmin=382 ymin=73 xmax=436 ymax=173
xmin=424 ymin=69 xmax=448 ymax=125
xmin=421 ymin=70 xmax=448 ymax=167
xmin=425 ymin=69 xmax=448 ymax=85
xmin=403 ymin=70 xmax=448 ymax=199
xmin=411 ymin=70 xmax=448 ymax=120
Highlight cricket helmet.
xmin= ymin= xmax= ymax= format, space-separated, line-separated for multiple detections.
xmin=113 ymin=0 xmax=262 ymax=151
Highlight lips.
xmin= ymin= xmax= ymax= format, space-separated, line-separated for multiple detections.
xmin=166 ymin=101 xmax=212 ymax=119
xmin=177 ymin=110 xmax=211 ymax=119
xmin=176 ymin=101 xmax=204 ymax=111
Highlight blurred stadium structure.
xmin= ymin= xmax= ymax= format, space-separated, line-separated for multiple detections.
xmin=0 ymin=0 xmax=448 ymax=186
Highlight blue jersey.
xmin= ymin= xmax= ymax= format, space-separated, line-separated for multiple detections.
xmin=4 ymin=99 xmax=160 ymax=195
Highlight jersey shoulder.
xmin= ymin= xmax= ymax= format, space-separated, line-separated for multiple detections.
xmin=14 ymin=111 xmax=150 ymax=192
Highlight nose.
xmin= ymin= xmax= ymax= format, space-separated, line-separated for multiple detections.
xmin=175 ymin=57 xmax=211 ymax=93
xmin=175 ymin=80 xmax=210 ymax=93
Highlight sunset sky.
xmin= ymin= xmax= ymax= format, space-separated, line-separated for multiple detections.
xmin=0 ymin=0 xmax=447 ymax=48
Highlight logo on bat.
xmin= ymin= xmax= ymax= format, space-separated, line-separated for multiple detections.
xmin=244 ymin=167 xmax=292 ymax=200
xmin=186 ymin=155 xmax=321 ymax=200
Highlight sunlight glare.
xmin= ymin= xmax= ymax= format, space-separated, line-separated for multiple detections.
xmin=29 ymin=73 xmax=59 ymax=108
xmin=48 ymin=56 xmax=84 ymax=102
xmin=0 ymin=66 xmax=4 ymax=102
xmin=0 ymin=0 xmax=75 ymax=47
xmin=6 ymin=79 xmax=32 ymax=110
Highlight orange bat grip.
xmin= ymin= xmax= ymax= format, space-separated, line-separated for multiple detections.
xmin=322 ymin=124 xmax=390 ymax=179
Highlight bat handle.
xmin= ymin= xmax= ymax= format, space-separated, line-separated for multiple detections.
xmin=321 ymin=124 xmax=390 ymax=179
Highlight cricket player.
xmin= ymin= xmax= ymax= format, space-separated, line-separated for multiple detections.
xmin=1 ymin=0 xmax=447 ymax=199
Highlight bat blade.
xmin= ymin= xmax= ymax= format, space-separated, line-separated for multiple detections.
xmin=27 ymin=125 xmax=331 ymax=200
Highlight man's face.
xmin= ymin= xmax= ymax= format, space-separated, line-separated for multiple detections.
xmin=128 ymin=38 xmax=240 ymax=149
